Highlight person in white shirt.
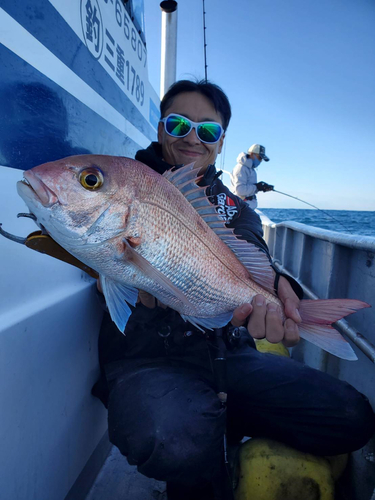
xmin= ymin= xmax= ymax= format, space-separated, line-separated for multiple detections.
xmin=231 ymin=144 xmax=273 ymax=209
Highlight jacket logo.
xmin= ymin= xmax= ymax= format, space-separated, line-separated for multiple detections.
xmin=216 ymin=193 xmax=238 ymax=221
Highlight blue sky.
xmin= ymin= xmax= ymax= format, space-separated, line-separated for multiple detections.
xmin=144 ymin=0 xmax=375 ymax=210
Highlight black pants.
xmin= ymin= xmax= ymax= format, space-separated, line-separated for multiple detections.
xmin=104 ymin=334 xmax=375 ymax=487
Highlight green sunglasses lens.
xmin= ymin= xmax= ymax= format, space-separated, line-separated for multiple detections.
xmin=197 ymin=123 xmax=222 ymax=143
xmin=165 ymin=115 xmax=191 ymax=137
xmin=164 ymin=115 xmax=222 ymax=143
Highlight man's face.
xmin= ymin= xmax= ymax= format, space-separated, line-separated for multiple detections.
xmin=158 ymin=91 xmax=225 ymax=172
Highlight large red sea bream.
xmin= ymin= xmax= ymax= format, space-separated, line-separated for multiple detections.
xmin=17 ymin=155 xmax=369 ymax=360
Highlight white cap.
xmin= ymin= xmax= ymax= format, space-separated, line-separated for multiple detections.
xmin=247 ymin=144 xmax=270 ymax=162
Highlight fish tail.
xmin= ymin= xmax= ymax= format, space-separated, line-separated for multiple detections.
xmin=298 ymin=299 xmax=370 ymax=361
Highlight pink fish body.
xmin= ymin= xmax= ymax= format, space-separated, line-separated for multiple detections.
xmin=17 ymin=155 xmax=369 ymax=360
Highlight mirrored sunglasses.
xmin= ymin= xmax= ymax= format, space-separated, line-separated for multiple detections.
xmin=160 ymin=113 xmax=224 ymax=144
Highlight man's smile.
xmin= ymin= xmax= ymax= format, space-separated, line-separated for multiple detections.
xmin=178 ymin=149 xmax=204 ymax=157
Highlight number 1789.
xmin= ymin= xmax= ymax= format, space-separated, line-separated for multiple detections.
xmin=125 ymin=60 xmax=144 ymax=105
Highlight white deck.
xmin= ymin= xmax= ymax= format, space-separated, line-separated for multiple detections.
xmin=85 ymin=446 xmax=166 ymax=500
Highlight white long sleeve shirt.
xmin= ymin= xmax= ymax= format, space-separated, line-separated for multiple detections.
xmin=231 ymin=152 xmax=258 ymax=209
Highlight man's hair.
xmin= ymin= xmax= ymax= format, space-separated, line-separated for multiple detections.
xmin=160 ymin=79 xmax=232 ymax=131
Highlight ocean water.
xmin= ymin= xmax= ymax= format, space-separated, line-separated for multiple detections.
xmin=260 ymin=209 xmax=375 ymax=238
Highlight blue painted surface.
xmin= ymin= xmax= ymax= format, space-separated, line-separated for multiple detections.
xmin=0 ymin=44 xmax=144 ymax=170
xmin=0 ymin=1 xmax=158 ymax=498
xmin=149 ymin=98 xmax=160 ymax=130
xmin=2 ymin=0 xmax=156 ymax=136
xmin=0 ymin=0 xmax=158 ymax=171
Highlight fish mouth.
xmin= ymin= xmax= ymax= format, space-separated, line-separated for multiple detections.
xmin=18 ymin=171 xmax=58 ymax=207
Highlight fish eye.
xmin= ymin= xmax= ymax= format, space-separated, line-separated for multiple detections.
xmin=79 ymin=167 xmax=104 ymax=190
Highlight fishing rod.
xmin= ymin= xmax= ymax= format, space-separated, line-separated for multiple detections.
xmin=271 ymin=188 xmax=353 ymax=234
xmin=220 ymin=170 xmax=353 ymax=234
xmin=202 ymin=0 xmax=208 ymax=82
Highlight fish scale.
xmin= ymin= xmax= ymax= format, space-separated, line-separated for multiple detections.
xmin=133 ymin=199 xmax=259 ymax=314
xmin=137 ymin=189 xmax=266 ymax=311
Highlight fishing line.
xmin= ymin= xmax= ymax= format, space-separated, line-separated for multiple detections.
xmin=272 ymin=188 xmax=353 ymax=234
xmin=219 ymin=135 xmax=227 ymax=172
xmin=219 ymin=171 xmax=352 ymax=234
xmin=220 ymin=169 xmax=232 ymax=180
xmin=202 ymin=0 xmax=208 ymax=82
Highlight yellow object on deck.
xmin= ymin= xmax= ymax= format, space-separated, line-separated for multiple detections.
xmin=234 ymin=438 xmax=335 ymax=500
xmin=254 ymin=338 xmax=290 ymax=357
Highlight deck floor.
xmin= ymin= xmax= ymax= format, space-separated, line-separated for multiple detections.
xmin=85 ymin=442 xmax=351 ymax=500
xmin=85 ymin=446 xmax=167 ymax=500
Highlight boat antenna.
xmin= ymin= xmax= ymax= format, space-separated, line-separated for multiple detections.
xmin=272 ymin=188 xmax=353 ymax=234
xmin=202 ymin=0 xmax=208 ymax=81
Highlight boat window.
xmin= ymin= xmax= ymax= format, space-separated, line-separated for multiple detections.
xmin=132 ymin=0 xmax=145 ymax=37
xmin=122 ymin=0 xmax=146 ymax=45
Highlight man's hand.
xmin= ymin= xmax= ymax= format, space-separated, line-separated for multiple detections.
xmin=231 ymin=277 xmax=301 ymax=347
xmin=277 ymin=276 xmax=301 ymax=324
xmin=137 ymin=290 xmax=167 ymax=309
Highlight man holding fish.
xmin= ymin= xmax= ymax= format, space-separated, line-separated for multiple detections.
xmin=91 ymin=81 xmax=375 ymax=499
xmin=17 ymin=79 xmax=375 ymax=499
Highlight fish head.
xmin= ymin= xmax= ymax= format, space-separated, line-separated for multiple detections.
xmin=17 ymin=154 xmax=141 ymax=248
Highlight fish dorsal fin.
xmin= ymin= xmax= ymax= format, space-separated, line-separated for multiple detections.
xmin=163 ymin=162 xmax=207 ymax=203
xmin=163 ymin=163 xmax=275 ymax=293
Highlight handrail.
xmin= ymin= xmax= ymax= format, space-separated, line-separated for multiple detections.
xmin=273 ymin=261 xmax=375 ymax=364
xmin=263 ymin=218 xmax=375 ymax=252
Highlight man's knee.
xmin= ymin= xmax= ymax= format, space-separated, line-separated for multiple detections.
xmin=343 ymin=390 xmax=375 ymax=451
xmin=110 ymin=407 xmax=225 ymax=484
xmin=107 ymin=376 xmax=226 ymax=483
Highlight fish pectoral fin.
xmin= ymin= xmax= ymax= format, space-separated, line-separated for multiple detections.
xmin=181 ymin=311 xmax=234 ymax=331
xmin=99 ymin=275 xmax=138 ymax=333
xmin=299 ymin=323 xmax=358 ymax=361
xmin=121 ymin=239 xmax=192 ymax=308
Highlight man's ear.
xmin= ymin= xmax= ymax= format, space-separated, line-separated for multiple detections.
xmin=218 ymin=133 xmax=225 ymax=154
xmin=157 ymin=121 xmax=164 ymax=144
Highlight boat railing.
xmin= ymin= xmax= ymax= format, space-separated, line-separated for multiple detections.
xmin=259 ymin=212 xmax=375 ymax=364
